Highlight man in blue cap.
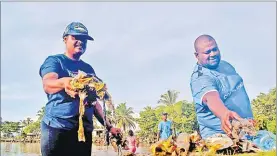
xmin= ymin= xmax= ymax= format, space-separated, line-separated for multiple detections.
xmin=39 ymin=22 xmax=120 ymax=156
xmin=190 ymin=34 xmax=254 ymax=139
xmin=157 ymin=112 xmax=172 ymax=141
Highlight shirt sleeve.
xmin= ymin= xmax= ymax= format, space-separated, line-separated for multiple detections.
xmin=91 ymin=67 xmax=96 ymax=76
xmin=190 ymin=75 xmax=218 ymax=106
xmin=86 ymin=63 xmax=96 ymax=76
xmin=39 ymin=56 xmax=61 ymax=78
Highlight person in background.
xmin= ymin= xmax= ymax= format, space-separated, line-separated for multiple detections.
xmin=125 ymin=130 xmax=138 ymax=154
xmin=157 ymin=112 xmax=172 ymax=141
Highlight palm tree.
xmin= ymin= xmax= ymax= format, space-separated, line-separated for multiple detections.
xmin=25 ymin=117 xmax=33 ymax=125
xmin=36 ymin=106 xmax=45 ymax=121
xmin=158 ymin=90 xmax=179 ymax=106
xmin=143 ymin=106 xmax=153 ymax=112
xmin=106 ymin=110 xmax=117 ymax=126
xmin=115 ymin=103 xmax=136 ymax=132
xmin=20 ymin=117 xmax=33 ymax=127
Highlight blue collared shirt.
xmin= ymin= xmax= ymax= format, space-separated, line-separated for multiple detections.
xmin=39 ymin=54 xmax=96 ymax=131
xmin=190 ymin=60 xmax=253 ymax=139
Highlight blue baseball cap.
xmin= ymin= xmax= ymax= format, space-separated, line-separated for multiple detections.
xmin=62 ymin=22 xmax=94 ymax=41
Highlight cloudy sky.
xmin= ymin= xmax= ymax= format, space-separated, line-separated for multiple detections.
xmin=1 ymin=2 xmax=276 ymax=122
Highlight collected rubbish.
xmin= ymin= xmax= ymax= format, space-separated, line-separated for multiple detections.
xmin=70 ymin=70 xmax=113 ymax=142
xmin=252 ymin=130 xmax=276 ymax=151
xmin=148 ymin=118 xmax=275 ymax=156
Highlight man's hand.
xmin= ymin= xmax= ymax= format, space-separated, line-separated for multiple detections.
xmin=62 ymin=77 xmax=78 ymax=98
xmin=110 ymin=127 xmax=121 ymax=136
xmin=220 ymin=110 xmax=242 ymax=136
xmin=248 ymin=119 xmax=257 ymax=127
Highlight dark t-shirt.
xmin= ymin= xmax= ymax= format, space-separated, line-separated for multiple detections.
xmin=39 ymin=54 xmax=96 ymax=131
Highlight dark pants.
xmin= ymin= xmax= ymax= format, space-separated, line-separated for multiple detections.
xmin=40 ymin=121 xmax=92 ymax=156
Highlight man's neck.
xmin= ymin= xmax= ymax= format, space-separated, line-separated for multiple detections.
xmin=197 ymin=61 xmax=204 ymax=67
xmin=64 ymin=52 xmax=80 ymax=61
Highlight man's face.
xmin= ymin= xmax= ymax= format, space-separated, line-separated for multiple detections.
xmin=195 ymin=39 xmax=221 ymax=69
xmin=162 ymin=114 xmax=167 ymax=120
xmin=64 ymin=35 xmax=88 ymax=57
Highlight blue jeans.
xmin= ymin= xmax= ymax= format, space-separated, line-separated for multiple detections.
xmin=40 ymin=121 xmax=92 ymax=156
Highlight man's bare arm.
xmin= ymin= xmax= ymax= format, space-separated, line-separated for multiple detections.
xmin=42 ymin=72 xmax=77 ymax=97
xmin=203 ymin=91 xmax=241 ymax=135
xmin=202 ymin=91 xmax=229 ymax=119
xmin=93 ymin=101 xmax=113 ymax=130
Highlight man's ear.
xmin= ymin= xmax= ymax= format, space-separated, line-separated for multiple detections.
xmin=63 ymin=36 xmax=67 ymax=43
xmin=194 ymin=52 xmax=198 ymax=58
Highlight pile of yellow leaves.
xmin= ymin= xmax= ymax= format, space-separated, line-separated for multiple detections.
xmin=150 ymin=135 xmax=187 ymax=156
xmin=70 ymin=70 xmax=113 ymax=142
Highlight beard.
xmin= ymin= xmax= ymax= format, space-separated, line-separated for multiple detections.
xmin=206 ymin=62 xmax=220 ymax=69
xmin=72 ymin=49 xmax=85 ymax=59
xmin=202 ymin=55 xmax=221 ymax=69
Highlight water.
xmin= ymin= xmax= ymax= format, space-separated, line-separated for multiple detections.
xmin=1 ymin=142 xmax=150 ymax=156
xmin=1 ymin=142 xmax=40 ymax=156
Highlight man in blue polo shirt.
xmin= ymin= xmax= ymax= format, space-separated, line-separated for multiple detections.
xmin=39 ymin=22 xmax=120 ymax=156
xmin=190 ymin=34 xmax=253 ymax=139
